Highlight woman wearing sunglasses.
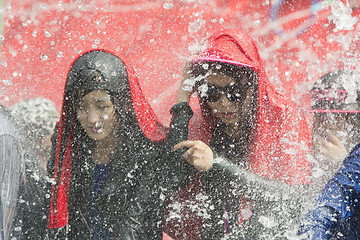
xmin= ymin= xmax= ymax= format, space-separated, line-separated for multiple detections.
xmin=164 ymin=30 xmax=312 ymax=239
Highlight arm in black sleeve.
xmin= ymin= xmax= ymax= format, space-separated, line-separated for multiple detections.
xmin=165 ymin=102 xmax=297 ymax=200
xmin=158 ymin=102 xmax=197 ymax=193
xmin=207 ymin=152 xmax=299 ymax=202
xmin=120 ymin=103 xmax=197 ymax=239
xmin=166 ymin=102 xmax=194 ymax=148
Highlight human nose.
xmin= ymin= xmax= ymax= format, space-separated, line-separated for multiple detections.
xmin=218 ymin=93 xmax=232 ymax=106
xmin=87 ymin=107 xmax=100 ymax=124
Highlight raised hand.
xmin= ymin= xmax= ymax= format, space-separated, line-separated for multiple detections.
xmin=317 ymin=131 xmax=348 ymax=161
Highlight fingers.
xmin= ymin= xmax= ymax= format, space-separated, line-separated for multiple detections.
xmin=172 ymin=140 xmax=214 ymax=171
xmin=318 ymin=134 xmax=348 ymax=160
xmin=182 ymin=63 xmax=192 ymax=79
xmin=327 ymin=131 xmax=343 ymax=146
xmin=183 ymin=147 xmax=195 ymax=163
xmin=321 ymin=132 xmax=347 ymax=151
xmin=173 ymin=140 xmax=197 ymax=151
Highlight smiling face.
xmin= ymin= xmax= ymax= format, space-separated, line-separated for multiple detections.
xmin=203 ymin=70 xmax=255 ymax=129
xmin=205 ymin=73 xmax=240 ymax=126
xmin=76 ymin=90 xmax=118 ymax=141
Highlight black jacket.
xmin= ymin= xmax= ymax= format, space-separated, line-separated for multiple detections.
xmin=46 ymin=107 xmax=196 ymax=240
xmin=46 ymin=50 xmax=197 ymax=239
xmin=165 ymin=102 xmax=303 ymax=239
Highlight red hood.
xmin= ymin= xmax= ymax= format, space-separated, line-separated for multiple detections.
xmin=48 ymin=50 xmax=167 ymax=229
xmin=189 ymin=30 xmax=311 ymax=185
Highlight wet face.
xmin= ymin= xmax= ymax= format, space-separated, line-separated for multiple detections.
xmin=76 ymin=90 xmax=118 ymax=141
xmin=203 ymin=71 xmax=254 ymax=128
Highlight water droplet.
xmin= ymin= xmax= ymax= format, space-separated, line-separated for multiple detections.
xmin=41 ymin=54 xmax=48 ymax=61
xmin=2 ymin=80 xmax=12 ymax=85
xmin=163 ymin=2 xmax=174 ymax=9
xmin=44 ymin=31 xmax=51 ymax=37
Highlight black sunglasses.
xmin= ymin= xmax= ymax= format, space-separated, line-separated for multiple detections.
xmin=199 ymin=83 xmax=250 ymax=102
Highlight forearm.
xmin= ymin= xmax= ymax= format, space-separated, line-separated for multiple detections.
xmin=209 ymin=153 xmax=298 ymax=201
xmin=298 ymin=179 xmax=344 ymax=240
xmin=159 ymin=102 xmax=196 ymax=192
xmin=166 ymin=102 xmax=193 ymax=148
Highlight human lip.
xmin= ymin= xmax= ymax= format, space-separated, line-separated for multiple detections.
xmin=89 ymin=126 xmax=103 ymax=134
xmin=221 ymin=112 xmax=236 ymax=119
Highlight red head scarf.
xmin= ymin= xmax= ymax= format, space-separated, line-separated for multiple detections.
xmin=189 ymin=30 xmax=311 ymax=184
xmin=164 ymin=30 xmax=311 ymax=240
xmin=48 ymin=49 xmax=167 ymax=228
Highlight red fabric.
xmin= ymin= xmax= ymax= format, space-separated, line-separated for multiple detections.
xmin=164 ymin=30 xmax=312 ymax=239
xmin=48 ymin=106 xmax=74 ymax=228
xmin=47 ymin=50 xmax=167 ymax=229
xmin=0 ymin=0 xmax=324 ymax=128
xmin=190 ymin=30 xmax=311 ymax=184
xmin=124 ymin=54 xmax=168 ymax=142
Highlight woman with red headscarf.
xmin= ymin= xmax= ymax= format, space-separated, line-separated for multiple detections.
xmin=164 ymin=30 xmax=312 ymax=239
xmin=46 ymin=50 xmax=197 ymax=239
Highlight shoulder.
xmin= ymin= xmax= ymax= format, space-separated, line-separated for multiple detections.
xmin=348 ymin=142 xmax=360 ymax=156
xmin=344 ymin=143 xmax=360 ymax=165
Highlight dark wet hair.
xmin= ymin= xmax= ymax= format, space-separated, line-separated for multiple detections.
xmin=65 ymin=51 xmax=134 ymax=123
xmin=187 ymin=61 xmax=258 ymax=130
xmin=311 ymin=70 xmax=360 ymax=112
xmin=189 ymin=61 xmax=258 ymax=87
xmin=72 ymin=68 xmax=129 ymax=118
xmin=63 ymin=51 xmax=138 ymax=146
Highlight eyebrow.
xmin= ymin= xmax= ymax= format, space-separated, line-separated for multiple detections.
xmin=94 ymin=97 xmax=112 ymax=104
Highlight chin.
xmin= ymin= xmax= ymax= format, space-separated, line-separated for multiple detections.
xmin=220 ymin=119 xmax=238 ymax=127
xmin=86 ymin=131 xmax=108 ymax=141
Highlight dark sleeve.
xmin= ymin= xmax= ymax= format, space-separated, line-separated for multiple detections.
xmin=118 ymin=103 xmax=196 ymax=239
xmin=166 ymin=102 xmax=194 ymax=148
xmin=298 ymin=145 xmax=360 ymax=240
xmin=19 ymin=148 xmax=50 ymax=239
xmin=158 ymin=102 xmax=197 ymax=193
xmin=207 ymin=152 xmax=297 ymax=202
